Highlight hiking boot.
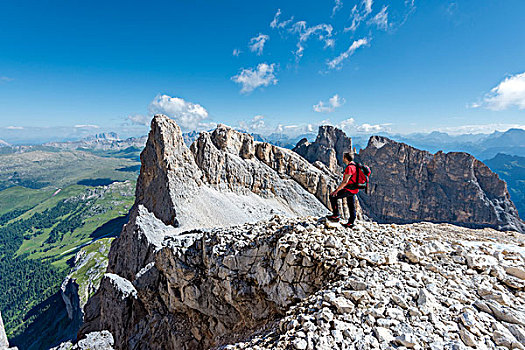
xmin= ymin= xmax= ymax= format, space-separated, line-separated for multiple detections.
xmin=326 ymin=214 xmax=340 ymax=221
xmin=342 ymin=221 xmax=355 ymax=228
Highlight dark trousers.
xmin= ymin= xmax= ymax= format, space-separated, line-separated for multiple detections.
xmin=329 ymin=190 xmax=356 ymax=224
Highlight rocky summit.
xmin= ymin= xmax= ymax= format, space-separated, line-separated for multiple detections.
xmin=59 ymin=116 xmax=525 ymax=350
xmin=293 ymin=125 xmax=353 ymax=173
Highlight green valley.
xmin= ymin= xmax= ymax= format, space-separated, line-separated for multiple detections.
xmin=0 ymin=145 xmax=141 ymax=347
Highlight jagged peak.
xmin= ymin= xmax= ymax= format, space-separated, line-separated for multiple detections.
xmin=316 ymin=125 xmax=350 ymax=149
xmin=135 ymin=115 xmax=201 ymax=227
xmin=195 ymin=123 xmax=255 ymax=159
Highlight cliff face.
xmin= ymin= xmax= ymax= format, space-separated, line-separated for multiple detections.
xmin=293 ymin=125 xmax=352 ymax=173
xmin=0 ymin=311 xmax=8 ymax=349
xmin=0 ymin=311 xmax=16 ymax=350
xmin=358 ymin=136 xmax=525 ymax=232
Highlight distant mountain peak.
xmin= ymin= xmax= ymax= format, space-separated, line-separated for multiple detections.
xmin=82 ymin=132 xmax=120 ymax=142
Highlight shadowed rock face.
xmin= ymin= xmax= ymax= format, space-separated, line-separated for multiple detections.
xmin=357 ymin=136 xmax=525 ymax=233
xmin=293 ymin=125 xmax=352 ymax=173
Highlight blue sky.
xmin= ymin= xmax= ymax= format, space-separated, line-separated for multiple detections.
xmin=1 ymin=0 xmax=524 ymax=143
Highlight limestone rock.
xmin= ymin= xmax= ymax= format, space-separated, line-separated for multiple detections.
xmin=0 ymin=311 xmax=9 ymax=349
xmin=357 ymin=136 xmax=525 ymax=233
xmin=108 ymin=116 xmax=334 ymax=280
xmin=292 ymin=125 xmax=352 ymax=173
xmin=0 ymin=311 xmax=17 ymax=350
xmin=51 ymin=331 xmax=114 ymax=350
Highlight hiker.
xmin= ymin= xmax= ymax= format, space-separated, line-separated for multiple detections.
xmin=326 ymin=152 xmax=363 ymax=228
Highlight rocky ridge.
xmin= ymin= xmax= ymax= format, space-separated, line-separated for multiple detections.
xmin=78 ymin=216 xmax=525 ymax=349
xmin=103 ymin=115 xmax=338 ymax=282
xmin=222 ymin=219 xmax=525 ymax=350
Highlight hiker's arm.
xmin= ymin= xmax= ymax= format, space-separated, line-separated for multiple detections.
xmin=332 ymin=174 xmax=351 ymax=195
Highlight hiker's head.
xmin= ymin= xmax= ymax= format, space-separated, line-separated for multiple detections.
xmin=343 ymin=152 xmax=354 ymax=164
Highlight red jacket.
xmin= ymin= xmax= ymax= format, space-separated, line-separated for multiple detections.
xmin=342 ymin=162 xmax=360 ymax=194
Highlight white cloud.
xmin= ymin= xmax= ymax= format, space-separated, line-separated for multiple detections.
xmin=274 ymin=123 xmax=316 ymax=137
xmin=74 ymin=124 xmax=100 ymax=128
xmin=336 ymin=117 xmax=391 ymax=134
xmin=344 ymin=0 xmax=374 ymax=32
xmin=270 ymin=9 xmax=294 ymax=29
xmin=232 ymin=48 xmax=241 ymax=57
xmin=368 ymin=6 xmax=389 ymax=30
xmin=474 ymin=72 xmax=525 ymax=110
xmin=364 ymin=0 xmax=373 ymax=14
xmin=313 ymin=94 xmax=346 ymax=113
xmin=291 ymin=21 xmax=334 ymax=59
xmin=249 ymin=34 xmax=270 ymax=55
xmin=6 ymin=126 xmax=24 ymax=130
xmin=239 ymin=115 xmax=267 ymax=133
xmin=231 ymin=63 xmax=278 ymax=93
xmin=327 ymin=38 xmax=369 ymax=70
xmin=332 ymin=0 xmax=343 ymax=17
xmin=149 ymin=94 xmax=210 ymax=130
xmin=128 ymin=114 xmax=151 ymax=126
xmin=436 ymin=123 xmax=525 ymax=135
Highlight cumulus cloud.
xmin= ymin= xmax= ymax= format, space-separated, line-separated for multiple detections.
xmin=149 ymin=94 xmax=210 ymax=130
xmin=474 ymin=72 xmax=525 ymax=110
xmin=274 ymin=123 xmax=316 ymax=138
xmin=368 ymin=6 xmax=389 ymax=30
xmin=74 ymin=124 xmax=100 ymax=128
xmin=336 ymin=117 xmax=391 ymax=134
xmin=231 ymin=63 xmax=278 ymax=93
xmin=232 ymin=48 xmax=242 ymax=57
xmin=332 ymin=0 xmax=343 ymax=17
xmin=239 ymin=115 xmax=267 ymax=133
xmin=249 ymin=34 xmax=270 ymax=55
xmin=327 ymin=38 xmax=369 ymax=70
xmin=270 ymin=9 xmax=294 ymax=29
xmin=291 ymin=21 xmax=334 ymax=59
xmin=313 ymin=94 xmax=345 ymax=113
xmin=128 ymin=114 xmax=151 ymax=126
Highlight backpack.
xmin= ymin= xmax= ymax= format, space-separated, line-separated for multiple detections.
xmin=344 ymin=162 xmax=372 ymax=193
